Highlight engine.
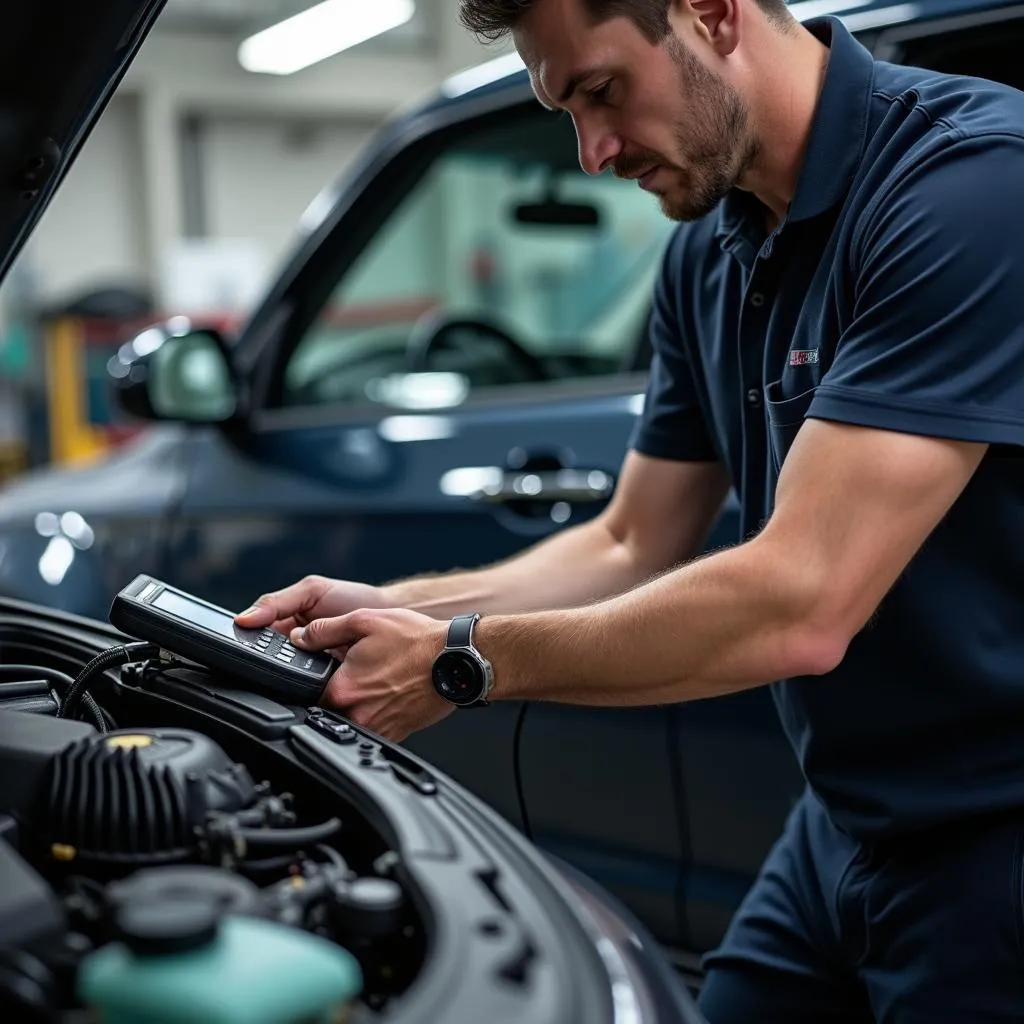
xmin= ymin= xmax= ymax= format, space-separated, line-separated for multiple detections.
xmin=0 ymin=710 xmax=413 ymax=1024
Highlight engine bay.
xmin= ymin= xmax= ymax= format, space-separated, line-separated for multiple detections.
xmin=0 ymin=606 xmax=623 ymax=1024
xmin=0 ymin=704 xmax=421 ymax=1023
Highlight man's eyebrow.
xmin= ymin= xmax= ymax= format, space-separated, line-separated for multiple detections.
xmin=556 ymin=66 xmax=604 ymax=105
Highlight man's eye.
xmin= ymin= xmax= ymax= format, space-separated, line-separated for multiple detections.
xmin=590 ymin=82 xmax=613 ymax=105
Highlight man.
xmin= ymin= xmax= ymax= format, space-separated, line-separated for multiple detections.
xmin=237 ymin=0 xmax=1024 ymax=1018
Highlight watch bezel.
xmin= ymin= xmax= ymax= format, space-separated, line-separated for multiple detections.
xmin=431 ymin=647 xmax=493 ymax=708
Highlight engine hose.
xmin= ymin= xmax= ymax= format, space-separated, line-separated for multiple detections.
xmin=240 ymin=853 xmax=302 ymax=875
xmin=235 ymin=817 xmax=342 ymax=849
xmin=0 ymin=664 xmax=107 ymax=730
xmin=0 ymin=664 xmax=76 ymax=690
xmin=314 ymin=844 xmax=349 ymax=873
xmin=56 ymin=643 xmax=160 ymax=722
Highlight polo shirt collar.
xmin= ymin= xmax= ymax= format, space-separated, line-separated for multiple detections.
xmin=717 ymin=16 xmax=875 ymax=252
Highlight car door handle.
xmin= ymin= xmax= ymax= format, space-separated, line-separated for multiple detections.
xmin=469 ymin=469 xmax=614 ymax=505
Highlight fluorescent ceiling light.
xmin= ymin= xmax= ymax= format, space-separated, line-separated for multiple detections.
xmin=239 ymin=0 xmax=415 ymax=76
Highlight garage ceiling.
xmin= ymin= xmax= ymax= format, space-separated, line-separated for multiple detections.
xmin=162 ymin=0 xmax=318 ymax=31
xmin=160 ymin=0 xmax=434 ymax=48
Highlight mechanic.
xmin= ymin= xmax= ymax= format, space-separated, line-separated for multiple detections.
xmin=237 ymin=0 xmax=1024 ymax=1019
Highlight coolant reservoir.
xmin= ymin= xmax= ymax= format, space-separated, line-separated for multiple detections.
xmin=78 ymin=908 xmax=362 ymax=1024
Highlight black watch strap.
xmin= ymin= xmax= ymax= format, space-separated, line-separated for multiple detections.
xmin=447 ymin=613 xmax=480 ymax=649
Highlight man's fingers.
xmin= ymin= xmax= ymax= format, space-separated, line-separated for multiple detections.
xmin=292 ymin=611 xmax=370 ymax=651
xmin=321 ymin=664 xmax=356 ymax=710
xmin=235 ymin=596 xmax=284 ymax=627
xmin=235 ymin=577 xmax=325 ymax=627
xmin=268 ymin=616 xmax=301 ymax=635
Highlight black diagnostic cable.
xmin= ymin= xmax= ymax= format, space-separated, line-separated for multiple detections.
xmin=56 ymin=642 xmax=161 ymax=723
xmin=63 ymin=692 xmax=108 ymax=733
xmin=512 ymin=701 xmax=533 ymax=841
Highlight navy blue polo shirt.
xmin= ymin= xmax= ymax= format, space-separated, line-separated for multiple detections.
xmin=631 ymin=16 xmax=1024 ymax=840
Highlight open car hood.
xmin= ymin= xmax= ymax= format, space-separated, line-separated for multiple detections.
xmin=0 ymin=0 xmax=166 ymax=286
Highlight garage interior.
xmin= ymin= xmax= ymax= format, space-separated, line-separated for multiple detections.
xmin=1 ymin=1 xmax=1023 ymax=1022
xmin=0 ymin=0 xmax=510 ymax=474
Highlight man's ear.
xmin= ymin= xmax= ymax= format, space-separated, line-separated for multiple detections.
xmin=669 ymin=0 xmax=740 ymax=57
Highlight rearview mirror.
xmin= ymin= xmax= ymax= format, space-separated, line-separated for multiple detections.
xmin=109 ymin=321 xmax=239 ymax=424
xmin=512 ymin=199 xmax=601 ymax=228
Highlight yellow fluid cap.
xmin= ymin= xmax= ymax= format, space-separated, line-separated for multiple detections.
xmin=106 ymin=735 xmax=154 ymax=750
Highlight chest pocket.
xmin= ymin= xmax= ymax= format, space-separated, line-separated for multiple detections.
xmin=765 ymin=381 xmax=817 ymax=473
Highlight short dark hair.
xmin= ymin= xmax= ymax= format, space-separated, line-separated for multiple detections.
xmin=460 ymin=0 xmax=794 ymax=43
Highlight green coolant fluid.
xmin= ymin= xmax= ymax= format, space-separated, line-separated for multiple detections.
xmin=79 ymin=914 xmax=362 ymax=1024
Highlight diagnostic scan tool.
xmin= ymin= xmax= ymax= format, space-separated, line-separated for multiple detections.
xmin=110 ymin=575 xmax=336 ymax=704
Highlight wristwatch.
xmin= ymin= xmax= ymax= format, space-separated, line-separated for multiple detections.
xmin=431 ymin=613 xmax=493 ymax=708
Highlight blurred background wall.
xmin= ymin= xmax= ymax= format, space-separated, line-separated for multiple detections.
xmin=0 ymin=0 xmax=514 ymax=475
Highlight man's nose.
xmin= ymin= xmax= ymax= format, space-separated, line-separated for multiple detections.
xmin=574 ymin=118 xmax=622 ymax=176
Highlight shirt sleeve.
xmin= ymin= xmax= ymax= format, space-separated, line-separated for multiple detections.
xmin=629 ymin=228 xmax=720 ymax=462
xmin=808 ymin=132 xmax=1024 ymax=445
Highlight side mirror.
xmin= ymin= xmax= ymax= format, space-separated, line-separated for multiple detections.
xmin=109 ymin=320 xmax=240 ymax=423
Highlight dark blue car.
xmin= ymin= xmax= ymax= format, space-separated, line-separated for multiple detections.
xmin=2 ymin=0 xmax=1022 ymax=975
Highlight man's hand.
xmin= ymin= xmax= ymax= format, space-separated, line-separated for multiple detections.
xmin=292 ymin=608 xmax=451 ymax=742
xmin=235 ymin=576 xmax=388 ymax=653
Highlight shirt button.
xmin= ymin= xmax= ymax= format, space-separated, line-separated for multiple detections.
xmin=749 ymin=292 xmax=766 ymax=308
xmin=746 ymin=388 xmax=762 ymax=408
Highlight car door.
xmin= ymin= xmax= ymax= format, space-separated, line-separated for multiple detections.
xmin=161 ymin=94 xmax=693 ymax=942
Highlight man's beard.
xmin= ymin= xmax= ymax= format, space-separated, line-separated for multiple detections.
xmin=615 ymin=37 xmax=758 ymax=222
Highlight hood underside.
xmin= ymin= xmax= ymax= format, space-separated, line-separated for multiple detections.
xmin=0 ymin=1 xmax=166 ymax=288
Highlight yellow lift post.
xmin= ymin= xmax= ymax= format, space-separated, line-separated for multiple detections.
xmin=45 ymin=316 xmax=108 ymax=466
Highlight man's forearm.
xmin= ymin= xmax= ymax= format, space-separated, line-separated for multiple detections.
xmin=476 ymin=537 xmax=844 ymax=705
xmin=381 ymin=517 xmax=651 ymax=619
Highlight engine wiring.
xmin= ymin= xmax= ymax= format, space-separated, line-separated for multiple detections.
xmin=55 ymin=642 xmax=160 ymax=725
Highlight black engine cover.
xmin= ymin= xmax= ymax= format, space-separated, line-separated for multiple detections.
xmin=40 ymin=727 xmax=258 ymax=872
xmin=0 ymin=838 xmax=64 ymax=953
xmin=0 ymin=711 xmax=95 ymax=824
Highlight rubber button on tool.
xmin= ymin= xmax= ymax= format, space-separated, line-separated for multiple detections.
xmin=326 ymin=723 xmax=357 ymax=745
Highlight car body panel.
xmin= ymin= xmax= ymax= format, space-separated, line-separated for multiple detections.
xmin=0 ymin=426 xmax=187 ymax=611
xmin=674 ymin=691 xmax=806 ymax=950
xmin=518 ymin=704 xmax=689 ymax=941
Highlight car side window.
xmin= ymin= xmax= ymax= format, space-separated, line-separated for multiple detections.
xmin=279 ymin=110 xmax=671 ymax=411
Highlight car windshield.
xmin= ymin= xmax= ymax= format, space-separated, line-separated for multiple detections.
xmin=281 ymin=106 xmax=675 ymax=407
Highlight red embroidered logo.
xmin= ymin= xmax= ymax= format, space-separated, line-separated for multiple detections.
xmin=789 ymin=349 xmax=819 ymax=366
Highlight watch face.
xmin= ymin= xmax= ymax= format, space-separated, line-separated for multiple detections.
xmin=432 ymin=650 xmax=484 ymax=706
